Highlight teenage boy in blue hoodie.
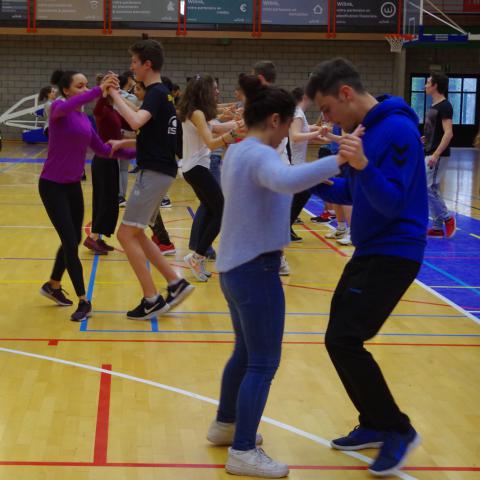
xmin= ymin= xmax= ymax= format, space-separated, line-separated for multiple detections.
xmin=306 ymin=58 xmax=428 ymax=477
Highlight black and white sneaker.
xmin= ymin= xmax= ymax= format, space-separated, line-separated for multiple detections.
xmin=40 ymin=282 xmax=73 ymax=306
xmin=290 ymin=229 xmax=303 ymax=243
xmin=70 ymin=300 xmax=92 ymax=322
xmin=166 ymin=279 xmax=195 ymax=308
xmin=127 ymin=295 xmax=169 ymax=320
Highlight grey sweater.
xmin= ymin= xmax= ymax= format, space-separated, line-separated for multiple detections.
xmin=216 ymin=136 xmax=339 ymax=272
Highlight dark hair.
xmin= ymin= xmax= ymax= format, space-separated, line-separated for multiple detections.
xmin=253 ymin=60 xmax=277 ymax=84
xmin=306 ymin=58 xmax=365 ymax=99
xmin=50 ymin=69 xmax=80 ymax=97
xmin=171 ymin=83 xmax=180 ymax=91
xmin=291 ymin=86 xmax=305 ymax=103
xmin=118 ymin=74 xmax=129 ymax=90
xmin=178 ymin=74 xmax=218 ymax=123
xmin=162 ymin=75 xmax=174 ymax=92
xmin=38 ymin=85 xmax=53 ymax=102
xmin=240 ymin=74 xmax=295 ymax=128
xmin=129 ymin=39 xmax=165 ymax=72
xmin=136 ymin=81 xmax=146 ymax=90
xmin=430 ymin=72 xmax=449 ymax=95
xmin=122 ymin=70 xmax=134 ymax=79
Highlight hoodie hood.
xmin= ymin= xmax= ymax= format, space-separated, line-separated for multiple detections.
xmin=363 ymin=95 xmax=420 ymax=130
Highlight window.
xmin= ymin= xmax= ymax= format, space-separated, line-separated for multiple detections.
xmin=410 ymin=75 xmax=477 ymax=126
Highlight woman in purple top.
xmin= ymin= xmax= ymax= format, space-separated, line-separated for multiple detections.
xmin=39 ymin=70 xmax=133 ymax=321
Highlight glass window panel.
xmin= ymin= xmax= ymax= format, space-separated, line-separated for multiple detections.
xmin=463 ymin=78 xmax=477 ymax=93
xmin=426 ymin=95 xmax=432 ymax=110
xmin=411 ymin=77 xmax=426 ymax=91
xmin=462 ymin=93 xmax=476 ymax=125
xmin=411 ymin=93 xmax=425 ymax=123
xmin=448 ymin=93 xmax=461 ymax=124
xmin=448 ymin=78 xmax=462 ymax=92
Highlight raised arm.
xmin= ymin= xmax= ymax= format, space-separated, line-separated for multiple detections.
xmin=191 ymin=110 xmax=238 ymax=150
xmin=109 ymin=88 xmax=151 ymax=131
xmin=50 ymin=87 xmax=102 ymax=120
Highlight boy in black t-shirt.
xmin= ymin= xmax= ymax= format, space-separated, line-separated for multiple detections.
xmin=109 ymin=40 xmax=194 ymax=319
xmin=424 ymin=73 xmax=455 ymax=238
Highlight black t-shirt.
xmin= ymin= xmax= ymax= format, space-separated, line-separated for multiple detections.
xmin=424 ymin=99 xmax=453 ymax=157
xmin=136 ymin=82 xmax=178 ymax=177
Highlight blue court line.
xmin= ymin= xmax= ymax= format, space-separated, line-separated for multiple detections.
xmin=82 ymin=328 xmax=480 ymax=338
xmin=423 ymin=261 xmax=480 ymax=298
xmin=0 ymin=158 xmax=44 ymax=164
xmin=187 ymin=206 xmax=195 ymax=219
xmin=80 ymin=253 xmax=100 ymax=331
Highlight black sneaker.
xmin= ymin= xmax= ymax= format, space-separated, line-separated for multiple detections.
xmin=40 ymin=282 xmax=73 ymax=306
xmin=118 ymin=196 xmax=127 ymax=208
xmin=129 ymin=166 xmax=140 ymax=174
xmin=160 ymin=197 xmax=172 ymax=208
xmin=70 ymin=300 xmax=92 ymax=321
xmin=127 ymin=295 xmax=169 ymax=320
xmin=166 ymin=279 xmax=195 ymax=308
xmin=293 ymin=217 xmax=304 ymax=225
xmin=290 ymin=229 xmax=303 ymax=242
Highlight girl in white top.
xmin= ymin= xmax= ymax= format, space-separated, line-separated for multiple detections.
xmin=178 ymin=74 xmax=240 ymax=282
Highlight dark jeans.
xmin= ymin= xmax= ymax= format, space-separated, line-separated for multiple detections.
xmin=38 ymin=178 xmax=85 ymax=297
xmin=290 ymin=189 xmax=311 ymax=225
xmin=184 ymin=164 xmax=224 ymax=257
xmin=91 ymin=155 xmax=119 ymax=237
xmin=189 ymin=154 xmax=221 ymax=252
xmin=325 ymin=255 xmax=421 ymax=433
xmin=217 ymin=252 xmax=284 ymax=450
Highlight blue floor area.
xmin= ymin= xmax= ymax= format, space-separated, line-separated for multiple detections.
xmin=305 ymin=196 xmax=480 ymax=320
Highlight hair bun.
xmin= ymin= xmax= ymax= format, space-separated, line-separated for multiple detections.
xmin=239 ymin=74 xmax=267 ymax=102
xmin=50 ymin=69 xmax=64 ymax=86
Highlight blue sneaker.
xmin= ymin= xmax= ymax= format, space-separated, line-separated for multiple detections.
xmin=369 ymin=426 xmax=421 ymax=477
xmin=331 ymin=425 xmax=384 ymax=451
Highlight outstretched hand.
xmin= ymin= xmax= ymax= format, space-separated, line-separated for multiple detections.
xmin=337 ymin=125 xmax=367 ymax=170
xmin=100 ymin=72 xmax=119 ymax=98
xmin=108 ymin=139 xmax=123 ymax=156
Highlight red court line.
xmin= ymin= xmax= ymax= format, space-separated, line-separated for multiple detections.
xmin=300 ymin=223 xmax=348 ymax=257
xmin=1 ymin=338 xmax=478 ymax=347
xmin=93 ymin=364 xmax=112 ymax=465
xmin=0 ymin=461 xmax=477 ymax=471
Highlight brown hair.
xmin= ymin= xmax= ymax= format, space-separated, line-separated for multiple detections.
xmin=177 ymin=74 xmax=217 ymax=122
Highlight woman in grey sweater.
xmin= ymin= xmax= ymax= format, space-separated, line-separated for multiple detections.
xmin=206 ymin=75 xmax=345 ymax=478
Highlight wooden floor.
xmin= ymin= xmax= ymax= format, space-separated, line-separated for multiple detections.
xmin=0 ymin=141 xmax=479 ymax=480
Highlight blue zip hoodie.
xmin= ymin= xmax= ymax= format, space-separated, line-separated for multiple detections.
xmin=313 ymin=95 xmax=428 ymax=263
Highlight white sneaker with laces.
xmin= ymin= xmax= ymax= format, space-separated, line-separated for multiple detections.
xmin=279 ymin=256 xmax=290 ymax=276
xmin=199 ymin=257 xmax=212 ymax=278
xmin=325 ymin=228 xmax=346 ymax=239
xmin=207 ymin=420 xmax=263 ymax=446
xmin=226 ymin=447 xmax=289 ymax=478
xmin=184 ymin=253 xmax=208 ymax=282
xmin=336 ymin=228 xmax=352 ymax=245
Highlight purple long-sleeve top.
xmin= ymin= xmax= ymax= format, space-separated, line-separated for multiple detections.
xmin=40 ymin=86 xmax=135 ymax=184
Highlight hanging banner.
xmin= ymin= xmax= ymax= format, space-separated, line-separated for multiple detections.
xmin=187 ymin=0 xmax=251 ymax=24
xmin=262 ymin=0 xmax=328 ymax=26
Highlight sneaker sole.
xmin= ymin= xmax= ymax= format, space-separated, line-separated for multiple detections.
xmin=368 ymin=433 xmax=422 ymax=477
xmin=160 ymin=249 xmax=176 ymax=256
xmin=331 ymin=440 xmax=383 ymax=451
xmin=168 ymin=284 xmax=195 ymax=308
xmin=160 ymin=205 xmax=172 ymax=208
xmin=39 ymin=288 xmax=73 ymax=307
xmin=126 ymin=303 xmax=170 ymax=321
xmin=184 ymin=256 xmax=208 ymax=282
xmin=225 ymin=463 xmax=289 ymax=478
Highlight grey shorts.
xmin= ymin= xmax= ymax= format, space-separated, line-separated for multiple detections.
xmin=122 ymin=169 xmax=174 ymax=229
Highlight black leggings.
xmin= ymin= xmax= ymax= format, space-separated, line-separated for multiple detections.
xmin=39 ymin=178 xmax=85 ymax=297
xmin=91 ymin=155 xmax=119 ymax=237
xmin=290 ymin=189 xmax=311 ymax=225
xmin=183 ymin=165 xmax=224 ymax=256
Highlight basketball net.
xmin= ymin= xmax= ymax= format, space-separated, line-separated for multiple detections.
xmin=385 ymin=34 xmax=409 ymax=53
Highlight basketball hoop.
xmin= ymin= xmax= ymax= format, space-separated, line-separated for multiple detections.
xmin=385 ymin=34 xmax=414 ymax=53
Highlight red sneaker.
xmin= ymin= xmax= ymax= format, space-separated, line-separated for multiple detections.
xmin=427 ymin=228 xmax=444 ymax=237
xmin=311 ymin=211 xmax=333 ymax=223
xmin=151 ymin=235 xmax=176 ymax=256
xmin=83 ymin=236 xmax=108 ymax=254
xmin=444 ymin=217 xmax=456 ymax=238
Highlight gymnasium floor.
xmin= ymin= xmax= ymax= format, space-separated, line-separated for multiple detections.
xmin=0 ymin=141 xmax=478 ymax=480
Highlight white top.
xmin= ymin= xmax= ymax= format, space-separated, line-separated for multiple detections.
xmin=276 ymin=137 xmax=290 ymax=165
xmin=289 ymin=106 xmax=309 ymax=165
xmin=181 ymin=119 xmax=211 ymax=172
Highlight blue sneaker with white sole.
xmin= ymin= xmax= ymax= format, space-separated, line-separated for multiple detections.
xmin=331 ymin=425 xmax=384 ymax=451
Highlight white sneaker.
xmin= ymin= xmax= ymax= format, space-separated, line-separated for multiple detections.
xmin=226 ymin=447 xmax=289 ymax=478
xmin=336 ymin=229 xmax=352 ymax=246
xmin=184 ymin=253 xmax=208 ymax=282
xmin=199 ymin=257 xmax=212 ymax=278
xmin=279 ymin=256 xmax=290 ymax=276
xmin=325 ymin=228 xmax=346 ymax=239
xmin=207 ymin=420 xmax=263 ymax=446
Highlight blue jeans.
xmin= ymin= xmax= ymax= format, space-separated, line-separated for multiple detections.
xmin=217 ymin=251 xmax=284 ymax=451
xmin=426 ymin=155 xmax=450 ymax=229
xmin=189 ymin=154 xmax=222 ymax=253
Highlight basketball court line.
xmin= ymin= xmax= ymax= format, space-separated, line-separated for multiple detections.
xmin=0 ymin=346 xmax=418 ymax=480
